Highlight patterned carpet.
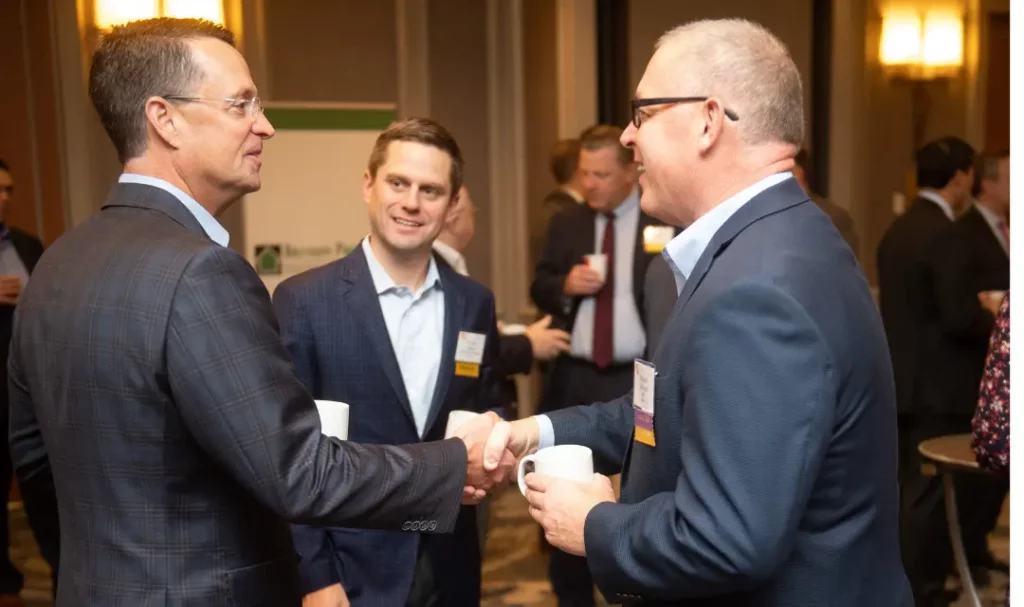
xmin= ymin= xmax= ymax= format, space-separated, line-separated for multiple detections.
xmin=2 ymin=491 xmax=1008 ymax=606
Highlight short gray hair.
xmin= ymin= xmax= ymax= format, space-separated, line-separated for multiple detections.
xmin=655 ymin=19 xmax=804 ymax=147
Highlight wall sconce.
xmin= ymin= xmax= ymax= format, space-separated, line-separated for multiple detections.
xmin=92 ymin=0 xmax=225 ymax=30
xmin=879 ymin=9 xmax=964 ymax=202
xmin=880 ymin=10 xmax=964 ymax=80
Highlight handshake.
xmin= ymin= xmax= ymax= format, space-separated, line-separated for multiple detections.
xmin=447 ymin=411 xmax=616 ymax=557
xmin=448 ymin=412 xmax=540 ymax=504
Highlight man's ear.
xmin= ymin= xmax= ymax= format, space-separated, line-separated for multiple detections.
xmin=145 ymin=97 xmax=183 ymax=150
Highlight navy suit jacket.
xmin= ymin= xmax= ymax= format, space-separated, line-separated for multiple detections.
xmin=547 ymin=179 xmax=912 ymax=605
xmin=272 ymin=242 xmax=507 ymax=606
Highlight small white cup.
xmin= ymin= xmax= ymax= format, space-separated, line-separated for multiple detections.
xmin=584 ymin=253 xmax=608 ymax=283
xmin=314 ymin=400 xmax=350 ymax=440
xmin=444 ymin=410 xmax=481 ymax=439
xmin=517 ymin=445 xmax=594 ymax=495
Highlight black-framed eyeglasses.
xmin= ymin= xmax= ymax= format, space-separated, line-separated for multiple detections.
xmin=631 ymin=97 xmax=739 ymax=128
xmin=163 ymin=95 xmax=263 ymax=118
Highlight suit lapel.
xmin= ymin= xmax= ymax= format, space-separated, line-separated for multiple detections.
xmin=423 ymin=262 xmax=466 ymax=435
xmin=676 ymin=178 xmax=810 ymax=312
xmin=338 ymin=247 xmax=417 ymax=430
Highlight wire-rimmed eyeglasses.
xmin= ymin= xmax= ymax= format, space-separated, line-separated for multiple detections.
xmin=631 ymin=97 xmax=739 ymax=128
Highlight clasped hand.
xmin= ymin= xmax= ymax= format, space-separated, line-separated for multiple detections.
xmin=451 ymin=414 xmax=538 ymax=504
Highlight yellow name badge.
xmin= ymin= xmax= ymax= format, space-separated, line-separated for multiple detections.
xmin=632 ymin=359 xmax=656 ymax=446
xmin=454 ymin=331 xmax=487 ymax=378
xmin=643 ymin=225 xmax=675 ymax=253
xmin=455 ymin=361 xmax=480 ymax=378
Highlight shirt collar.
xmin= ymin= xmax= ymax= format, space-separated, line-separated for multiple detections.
xmin=917 ymin=189 xmax=955 ymax=221
xmin=362 ymin=236 xmax=442 ymax=296
xmin=606 ymin=187 xmax=640 ymax=219
xmin=561 ymin=186 xmax=585 ymax=204
xmin=118 ymin=173 xmax=230 ymax=247
xmin=663 ymin=172 xmax=793 ymax=292
xmin=431 ymin=239 xmax=468 ymax=276
xmin=973 ymin=199 xmax=1005 ymax=229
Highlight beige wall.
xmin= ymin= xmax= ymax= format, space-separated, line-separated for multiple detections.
xmin=264 ymin=0 xmax=398 ymax=102
xmin=522 ymin=0 xmax=560 ymax=272
xmin=628 ymin=0 xmax=815 ymax=127
xmin=426 ymin=0 xmax=494 ymax=288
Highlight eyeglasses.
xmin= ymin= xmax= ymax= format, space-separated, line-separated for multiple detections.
xmin=163 ymin=95 xmax=263 ymax=118
xmin=0 ymin=186 xmax=12 ymax=196
xmin=631 ymin=97 xmax=739 ymax=128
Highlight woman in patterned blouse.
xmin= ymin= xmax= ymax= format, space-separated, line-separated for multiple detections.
xmin=972 ymin=291 xmax=1009 ymax=473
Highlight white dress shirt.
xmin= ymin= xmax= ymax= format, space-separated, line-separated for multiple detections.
xmin=536 ymin=172 xmax=794 ymax=448
xmin=570 ymin=188 xmax=646 ymax=363
xmin=362 ymin=237 xmax=445 ymax=438
xmin=431 ymin=239 xmax=469 ymax=276
xmin=118 ymin=173 xmax=230 ymax=246
xmin=917 ymin=189 xmax=956 ymax=222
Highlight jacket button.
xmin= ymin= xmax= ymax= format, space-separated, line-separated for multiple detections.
xmin=402 ymin=521 xmax=411 ymax=531
xmin=412 ymin=521 xmax=422 ymax=531
xmin=428 ymin=521 xmax=437 ymax=531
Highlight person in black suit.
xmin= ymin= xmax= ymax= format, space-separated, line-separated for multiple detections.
xmin=530 ymin=124 xmax=668 ymax=607
xmin=531 ymin=139 xmax=586 ymax=268
xmin=0 ymin=159 xmax=59 ymax=598
xmin=877 ymin=137 xmax=978 ymax=607
xmin=923 ymin=150 xmax=1011 ymax=585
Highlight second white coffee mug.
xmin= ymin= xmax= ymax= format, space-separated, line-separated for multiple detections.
xmin=584 ymin=253 xmax=608 ymax=283
xmin=517 ymin=445 xmax=594 ymax=495
xmin=314 ymin=400 xmax=350 ymax=440
xmin=444 ymin=410 xmax=480 ymax=439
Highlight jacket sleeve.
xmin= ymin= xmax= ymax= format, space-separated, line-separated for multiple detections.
xmin=165 ymin=246 xmax=468 ymax=531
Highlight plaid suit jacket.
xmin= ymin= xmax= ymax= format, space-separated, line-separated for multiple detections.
xmin=7 ymin=183 xmax=468 ymax=606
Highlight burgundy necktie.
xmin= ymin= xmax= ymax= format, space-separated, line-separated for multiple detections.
xmin=593 ymin=213 xmax=615 ymax=368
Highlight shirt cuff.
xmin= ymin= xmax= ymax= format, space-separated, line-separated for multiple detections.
xmin=534 ymin=414 xmax=556 ymax=450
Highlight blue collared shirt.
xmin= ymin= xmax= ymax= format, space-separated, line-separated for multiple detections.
xmin=362 ymin=237 xmax=445 ymax=438
xmin=535 ymin=171 xmax=794 ymax=449
xmin=118 ymin=174 xmax=230 ymax=247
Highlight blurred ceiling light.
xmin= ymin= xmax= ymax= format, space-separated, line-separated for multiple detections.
xmin=879 ymin=10 xmax=963 ymax=79
xmin=92 ymin=0 xmax=224 ymax=30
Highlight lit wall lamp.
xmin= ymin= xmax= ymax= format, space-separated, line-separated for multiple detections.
xmin=92 ymin=0 xmax=225 ymax=30
xmin=879 ymin=10 xmax=965 ymax=150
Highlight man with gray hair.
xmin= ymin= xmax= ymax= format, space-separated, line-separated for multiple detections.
xmin=482 ymin=18 xmax=911 ymax=605
xmin=7 ymin=18 xmax=512 ymax=606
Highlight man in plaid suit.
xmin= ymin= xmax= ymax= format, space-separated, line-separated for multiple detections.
xmin=6 ymin=18 xmax=509 ymax=607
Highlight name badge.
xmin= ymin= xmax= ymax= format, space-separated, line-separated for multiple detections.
xmin=643 ymin=225 xmax=674 ymax=253
xmin=455 ymin=331 xmax=486 ymax=377
xmin=632 ymin=359 xmax=656 ymax=446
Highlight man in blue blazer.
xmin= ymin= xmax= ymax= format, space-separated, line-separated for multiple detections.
xmin=273 ymin=118 xmax=509 ymax=607
xmin=483 ymin=19 xmax=911 ymax=606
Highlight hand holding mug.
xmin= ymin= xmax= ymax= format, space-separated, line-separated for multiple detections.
xmin=563 ymin=263 xmax=604 ymax=296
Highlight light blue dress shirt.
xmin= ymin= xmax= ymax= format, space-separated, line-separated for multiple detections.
xmin=362 ymin=237 xmax=445 ymax=438
xmin=118 ymin=174 xmax=230 ymax=247
xmin=569 ymin=188 xmax=646 ymax=363
xmin=535 ymin=172 xmax=794 ymax=448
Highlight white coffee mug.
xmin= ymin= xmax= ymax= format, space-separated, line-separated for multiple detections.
xmin=517 ymin=445 xmax=594 ymax=496
xmin=584 ymin=253 xmax=608 ymax=283
xmin=314 ymin=400 xmax=350 ymax=440
xmin=444 ymin=410 xmax=481 ymax=439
